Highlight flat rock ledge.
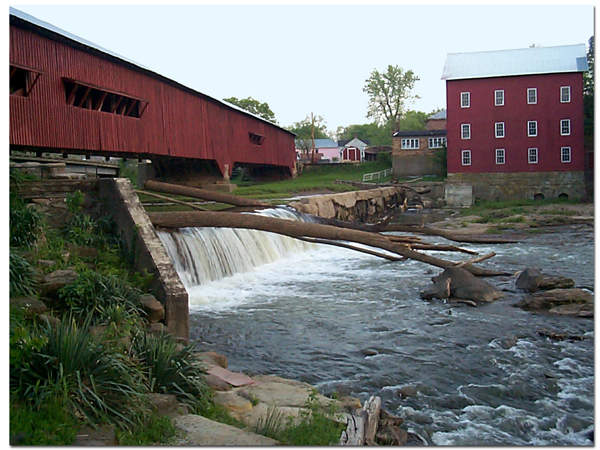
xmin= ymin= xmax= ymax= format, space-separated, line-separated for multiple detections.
xmin=170 ymin=353 xmax=361 ymax=445
xmin=173 ymin=414 xmax=280 ymax=445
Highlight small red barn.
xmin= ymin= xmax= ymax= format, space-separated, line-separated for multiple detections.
xmin=442 ymin=44 xmax=588 ymax=201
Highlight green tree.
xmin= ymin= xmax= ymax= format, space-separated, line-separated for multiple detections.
xmin=363 ymin=65 xmax=420 ymax=130
xmin=223 ymin=96 xmax=277 ymax=123
xmin=287 ymin=115 xmax=330 ymax=161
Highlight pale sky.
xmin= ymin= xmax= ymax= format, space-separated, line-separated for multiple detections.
xmin=9 ymin=2 xmax=595 ymax=136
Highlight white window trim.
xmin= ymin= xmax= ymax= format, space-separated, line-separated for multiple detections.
xmin=495 ymin=148 xmax=505 ymax=165
xmin=495 ymin=122 xmax=505 ymax=138
xmin=561 ymin=146 xmax=572 ymax=163
xmin=461 ymin=150 xmax=471 ymax=166
xmin=561 ymin=119 xmax=571 ymax=136
xmin=527 ymin=88 xmax=537 ymax=105
xmin=461 ymin=124 xmax=471 ymax=140
xmin=528 ymin=121 xmax=538 ymax=137
xmin=461 ymin=92 xmax=470 ymax=108
xmin=495 ymin=90 xmax=504 ymax=106
xmin=561 ymin=86 xmax=571 ymax=103
xmin=428 ymin=137 xmax=446 ymax=149
xmin=401 ymin=138 xmax=420 ymax=149
xmin=528 ymin=148 xmax=538 ymax=164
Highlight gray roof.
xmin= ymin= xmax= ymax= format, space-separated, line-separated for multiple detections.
xmin=295 ymin=139 xmax=338 ymax=148
xmin=441 ymin=44 xmax=588 ymax=81
xmin=428 ymin=110 xmax=446 ymax=120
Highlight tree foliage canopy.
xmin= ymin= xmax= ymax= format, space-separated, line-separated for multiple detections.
xmin=223 ymin=96 xmax=277 ymax=123
xmin=363 ymin=65 xmax=420 ymax=127
xmin=286 ymin=115 xmax=331 ymax=152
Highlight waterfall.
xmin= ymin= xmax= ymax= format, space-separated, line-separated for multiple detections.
xmin=157 ymin=207 xmax=318 ymax=290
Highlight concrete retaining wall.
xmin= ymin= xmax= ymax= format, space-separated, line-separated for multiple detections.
xmin=287 ymin=187 xmax=405 ymax=222
xmin=98 ymin=178 xmax=189 ymax=340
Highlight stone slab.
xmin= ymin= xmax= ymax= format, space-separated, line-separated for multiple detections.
xmin=207 ymin=365 xmax=256 ymax=387
xmin=173 ymin=414 xmax=279 ymax=445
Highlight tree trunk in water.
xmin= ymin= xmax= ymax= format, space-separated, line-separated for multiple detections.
xmin=148 ymin=211 xmax=508 ymax=276
xmin=144 ymin=180 xmax=272 ymax=208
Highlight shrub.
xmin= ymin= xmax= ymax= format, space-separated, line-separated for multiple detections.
xmin=10 ymin=249 xmax=39 ymax=297
xmin=11 ymin=313 xmax=148 ymax=428
xmin=10 ymin=193 xmax=45 ymax=248
xmin=129 ymin=332 xmax=211 ymax=412
xmin=57 ymin=271 xmax=142 ymax=323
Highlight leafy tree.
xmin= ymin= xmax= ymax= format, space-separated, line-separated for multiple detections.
xmin=287 ymin=115 xmax=331 ymax=160
xmin=363 ymin=65 xmax=420 ymax=129
xmin=223 ymin=96 xmax=277 ymax=123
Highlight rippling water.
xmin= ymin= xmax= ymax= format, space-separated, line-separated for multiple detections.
xmin=159 ymin=212 xmax=594 ymax=445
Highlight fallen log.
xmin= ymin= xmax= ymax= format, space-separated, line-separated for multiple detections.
xmin=148 ymin=211 xmax=508 ymax=276
xmin=135 ymin=189 xmax=208 ymax=211
xmin=374 ymin=223 xmax=521 ymax=244
xmin=295 ymin=237 xmax=406 ymax=262
xmin=364 ymin=396 xmax=382 ymax=445
xmin=144 ymin=180 xmax=272 ymax=208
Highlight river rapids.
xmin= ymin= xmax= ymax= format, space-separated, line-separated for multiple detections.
xmin=158 ymin=208 xmax=594 ymax=445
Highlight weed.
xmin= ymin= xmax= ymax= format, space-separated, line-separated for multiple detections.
xmin=116 ymin=414 xmax=178 ymax=445
xmin=10 ymin=249 xmax=39 ymax=297
xmin=10 ymin=397 xmax=78 ymax=445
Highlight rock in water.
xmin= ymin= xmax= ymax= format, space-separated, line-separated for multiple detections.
xmin=516 ymin=267 xmax=575 ymax=292
xmin=421 ymin=267 xmax=504 ymax=303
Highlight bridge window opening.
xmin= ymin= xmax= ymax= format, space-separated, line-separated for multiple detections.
xmin=249 ymin=133 xmax=265 ymax=146
xmin=10 ymin=64 xmax=42 ymax=97
xmin=63 ymin=78 xmax=148 ymax=118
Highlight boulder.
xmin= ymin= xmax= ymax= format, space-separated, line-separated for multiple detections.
xmin=10 ymin=297 xmax=48 ymax=317
xmin=39 ymin=269 xmax=78 ymax=297
xmin=516 ymin=288 xmax=593 ymax=317
xmin=421 ymin=266 xmax=504 ymax=303
xmin=516 ymin=268 xmax=575 ymax=292
xmin=139 ymin=294 xmax=165 ymax=323
xmin=148 ymin=393 xmax=179 ymax=417
xmin=197 ymin=351 xmax=228 ymax=369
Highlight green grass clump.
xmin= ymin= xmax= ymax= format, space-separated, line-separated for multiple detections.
xmin=10 ymin=397 xmax=79 ymax=445
xmin=254 ymin=391 xmax=345 ymax=445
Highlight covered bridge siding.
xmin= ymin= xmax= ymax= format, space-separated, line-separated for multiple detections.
xmin=9 ymin=9 xmax=296 ymax=184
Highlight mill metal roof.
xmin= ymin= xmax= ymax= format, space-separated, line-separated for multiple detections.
xmin=441 ymin=44 xmax=588 ymax=81
xmin=428 ymin=110 xmax=446 ymax=120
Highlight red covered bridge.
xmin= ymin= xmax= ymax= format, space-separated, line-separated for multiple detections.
xmin=9 ymin=8 xmax=297 ymax=185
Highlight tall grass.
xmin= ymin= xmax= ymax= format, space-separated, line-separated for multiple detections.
xmin=11 ymin=313 xmax=148 ymax=428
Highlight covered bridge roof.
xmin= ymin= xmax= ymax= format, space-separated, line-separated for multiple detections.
xmin=9 ymin=7 xmax=292 ymax=135
xmin=441 ymin=44 xmax=588 ymax=81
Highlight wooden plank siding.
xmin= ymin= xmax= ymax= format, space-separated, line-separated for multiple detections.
xmin=10 ymin=20 xmax=296 ymax=178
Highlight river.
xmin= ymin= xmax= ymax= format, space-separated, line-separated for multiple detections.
xmin=158 ymin=209 xmax=594 ymax=445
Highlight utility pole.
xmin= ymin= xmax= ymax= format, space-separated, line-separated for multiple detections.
xmin=311 ymin=112 xmax=316 ymax=164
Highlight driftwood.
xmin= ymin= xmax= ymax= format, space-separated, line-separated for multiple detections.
xmin=294 ymin=237 xmax=406 ymax=262
xmin=148 ymin=211 xmax=508 ymax=276
xmin=135 ymin=189 xmax=208 ymax=211
xmin=144 ymin=180 xmax=272 ymax=208
xmin=340 ymin=396 xmax=382 ymax=446
xmin=375 ymin=223 xmax=521 ymax=244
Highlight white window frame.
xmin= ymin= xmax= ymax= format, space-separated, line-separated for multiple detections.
xmin=401 ymin=138 xmax=420 ymax=149
xmin=461 ymin=150 xmax=471 ymax=166
xmin=495 ymin=148 xmax=505 ymax=165
xmin=461 ymin=124 xmax=471 ymax=140
xmin=495 ymin=90 xmax=504 ymax=106
xmin=561 ymin=119 xmax=571 ymax=136
xmin=527 ymin=88 xmax=537 ymax=104
xmin=428 ymin=137 xmax=447 ymax=149
xmin=461 ymin=92 xmax=470 ymax=108
xmin=561 ymin=146 xmax=572 ymax=163
xmin=528 ymin=148 xmax=538 ymax=164
xmin=561 ymin=86 xmax=571 ymax=103
xmin=495 ymin=122 xmax=505 ymax=138
xmin=528 ymin=121 xmax=538 ymax=137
